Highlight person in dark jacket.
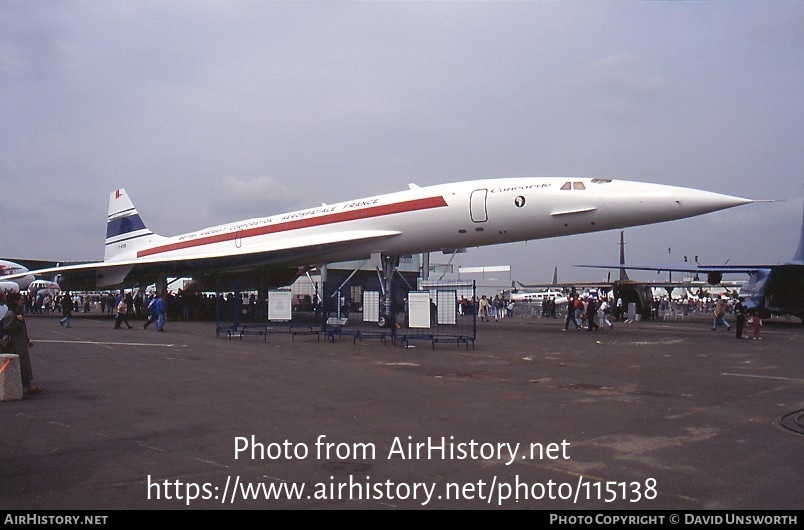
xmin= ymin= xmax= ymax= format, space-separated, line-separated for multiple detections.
xmin=734 ymin=297 xmax=747 ymax=339
xmin=59 ymin=291 xmax=74 ymax=328
xmin=2 ymin=292 xmax=43 ymax=394
xmin=586 ymin=297 xmax=600 ymax=331
xmin=143 ymin=295 xmax=157 ymax=329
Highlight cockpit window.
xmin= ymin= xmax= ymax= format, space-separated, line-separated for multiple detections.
xmin=562 ymin=180 xmax=594 ymax=190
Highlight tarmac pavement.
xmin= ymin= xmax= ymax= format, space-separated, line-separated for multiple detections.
xmin=1 ymin=312 xmax=801 ymax=511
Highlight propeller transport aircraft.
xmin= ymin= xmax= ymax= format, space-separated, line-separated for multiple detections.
xmin=576 ymin=200 xmax=804 ymax=322
xmin=4 ymin=177 xmax=756 ymax=325
xmin=0 ymin=259 xmax=35 ymax=293
xmin=1 ymin=259 xmax=62 ymax=296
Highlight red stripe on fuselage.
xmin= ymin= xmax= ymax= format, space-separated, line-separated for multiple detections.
xmin=137 ymin=195 xmax=449 ymax=258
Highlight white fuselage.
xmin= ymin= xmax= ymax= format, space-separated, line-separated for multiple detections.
xmin=27 ymin=279 xmax=61 ymax=297
xmin=0 ymin=259 xmax=35 ymax=292
xmin=10 ymin=177 xmax=751 ymax=291
xmin=510 ymin=289 xmax=569 ymax=304
xmin=112 ymin=177 xmax=750 ymax=270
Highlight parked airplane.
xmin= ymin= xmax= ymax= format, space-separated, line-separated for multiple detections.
xmin=515 ymin=231 xmax=746 ymax=321
xmin=511 ymin=245 xmax=649 ymax=317
xmin=508 ymin=287 xmax=569 ymax=305
xmin=0 ymin=259 xmax=36 ymax=293
xmin=576 ymin=201 xmax=804 ymax=321
xmin=507 ymin=269 xmax=569 ymax=304
xmin=26 ymin=278 xmax=62 ymax=298
xmin=3 ymin=177 xmax=755 ymax=321
xmin=525 ymin=231 xmax=743 ymax=320
xmin=1 ymin=259 xmax=64 ymax=297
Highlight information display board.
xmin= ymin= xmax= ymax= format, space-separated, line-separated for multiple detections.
xmin=267 ymin=290 xmax=292 ymax=321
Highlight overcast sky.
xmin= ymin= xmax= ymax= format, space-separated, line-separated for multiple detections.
xmin=2 ymin=1 xmax=803 ymax=288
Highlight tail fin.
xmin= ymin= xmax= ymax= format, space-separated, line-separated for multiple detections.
xmin=793 ymin=199 xmax=804 ymax=264
xmin=104 ymin=189 xmax=158 ymax=261
xmin=618 ymin=230 xmax=630 ymax=282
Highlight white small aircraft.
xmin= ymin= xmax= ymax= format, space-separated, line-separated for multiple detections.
xmin=26 ymin=278 xmax=62 ymax=298
xmin=4 ymin=178 xmax=754 ymax=306
xmin=509 ymin=288 xmax=569 ymax=305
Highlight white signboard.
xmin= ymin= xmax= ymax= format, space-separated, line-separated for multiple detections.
xmin=363 ymin=291 xmax=380 ymax=322
xmin=408 ymin=291 xmax=432 ymax=328
xmin=436 ymin=290 xmax=457 ymax=325
xmin=267 ymin=290 xmax=292 ymax=321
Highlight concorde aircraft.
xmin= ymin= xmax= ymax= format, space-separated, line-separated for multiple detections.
xmin=3 ymin=177 xmax=755 ymax=321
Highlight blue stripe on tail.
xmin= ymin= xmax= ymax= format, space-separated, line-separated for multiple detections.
xmin=106 ymin=214 xmax=147 ymax=239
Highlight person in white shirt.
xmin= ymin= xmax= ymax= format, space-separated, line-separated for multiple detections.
xmin=599 ymin=299 xmax=614 ymax=330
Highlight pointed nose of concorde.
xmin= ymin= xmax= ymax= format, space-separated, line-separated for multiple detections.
xmin=664 ymin=183 xmax=752 ymax=219
xmin=604 ymin=181 xmax=753 ymax=225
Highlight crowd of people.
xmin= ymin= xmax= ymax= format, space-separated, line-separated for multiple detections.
xmin=9 ymin=288 xmax=231 ymax=323
xmin=472 ymin=294 xmax=518 ymax=322
xmin=0 ymin=282 xmax=771 ymax=401
xmin=453 ymin=290 xmax=765 ymax=340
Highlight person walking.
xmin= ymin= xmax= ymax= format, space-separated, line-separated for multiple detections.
xmin=712 ymin=297 xmax=731 ymax=331
xmin=492 ymin=295 xmax=502 ymax=321
xmin=124 ymin=291 xmax=135 ymax=319
xmin=115 ymin=295 xmax=133 ymax=329
xmin=143 ymin=295 xmax=158 ymax=329
xmin=573 ymin=296 xmax=584 ymax=330
xmin=563 ymin=295 xmax=581 ymax=331
xmin=155 ymin=293 xmax=167 ymax=332
xmin=478 ymin=295 xmax=491 ymax=322
xmin=2 ymin=292 xmax=42 ymax=395
xmin=599 ymin=298 xmax=614 ymax=330
xmin=59 ymin=291 xmax=74 ymax=328
xmin=751 ymin=311 xmax=763 ymax=340
xmin=586 ymin=297 xmax=600 ymax=331
xmin=106 ymin=292 xmax=116 ymax=315
xmin=734 ymin=298 xmax=747 ymax=339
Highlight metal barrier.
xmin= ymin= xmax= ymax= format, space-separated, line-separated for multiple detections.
xmin=320 ymin=278 xmax=477 ymax=348
xmin=215 ymin=281 xmax=325 ymax=340
xmin=214 ymin=275 xmax=477 ymax=349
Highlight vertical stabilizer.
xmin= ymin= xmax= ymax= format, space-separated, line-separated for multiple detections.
xmin=618 ymin=230 xmax=630 ymax=282
xmin=793 ymin=199 xmax=804 ymax=264
xmin=104 ymin=189 xmax=157 ymax=261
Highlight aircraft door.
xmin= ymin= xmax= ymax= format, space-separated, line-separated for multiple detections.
xmin=470 ymin=189 xmax=488 ymax=223
xmin=235 ymin=229 xmax=243 ymax=248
